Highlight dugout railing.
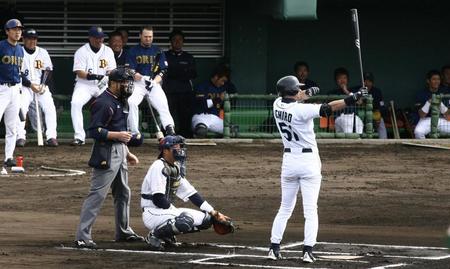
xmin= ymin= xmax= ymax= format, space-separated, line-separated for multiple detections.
xmin=223 ymin=94 xmax=375 ymax=139
xmin=45 ymin=93 xmax=449 ymax=139
xmin=429 ymin=93 xmax=450 ymax=138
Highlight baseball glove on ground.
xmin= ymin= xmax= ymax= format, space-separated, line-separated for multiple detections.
xmin=211 ymin=211 xmax=235 ymax=235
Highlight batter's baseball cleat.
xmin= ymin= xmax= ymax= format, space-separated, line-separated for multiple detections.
xmin=45 ymin=138 xmax=59 ymax=147
xmin=74 ymin=239 xmax=97 ymax=249
xmin=16 ymin=139 xmax=26 ymax=147
xmin=302 ymin=246 xmax=316 ymax=263
xmin=115 ymin=233 xmax=145 ymax=242
xmin=70 ymin=139 xmax=85 ymax=146
xmin=4 ymin=158 xmax=16 ymax=167
xmin=268 ymin=243 xmax=283 ymax=260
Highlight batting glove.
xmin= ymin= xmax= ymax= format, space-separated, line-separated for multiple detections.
xmin=305 ymin=86 xmax=320 ymax=97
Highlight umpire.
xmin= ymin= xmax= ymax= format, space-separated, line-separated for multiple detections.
xmin=75 ymin=66 xmax=144 ymax=249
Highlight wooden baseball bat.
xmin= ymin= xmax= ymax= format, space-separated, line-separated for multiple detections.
xmin=390 ymin=100 xmax=400 ymax=139
xmin=35 ymin=68 xmax=50 ymax=146
xmin=350 ymin=8 xmax=365 ymax=88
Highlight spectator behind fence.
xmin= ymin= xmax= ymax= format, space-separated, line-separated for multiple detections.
xmin=163 ymin=29 xmax=197 ymax=138
xmin=360 ymin=72 xmax=388 ymax=139
xmin=191 ymin=64 xmax=231 ymax=138
xmin=414 ymin=70 xmax=450 ymax=139
xmin=108 ymin=31 xmax=127 ymax=67
xmin=293 ymin=61 xmax=318 ymax=89
xmin=328 ymin=67 xmax=363 ymax=134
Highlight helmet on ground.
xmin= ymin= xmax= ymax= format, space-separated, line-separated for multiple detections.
xmin=276 ymin=75 xmax=304 ymax=97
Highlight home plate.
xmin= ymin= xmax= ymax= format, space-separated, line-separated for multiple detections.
xmin=319 ymin=255 xmax=364 ymax=260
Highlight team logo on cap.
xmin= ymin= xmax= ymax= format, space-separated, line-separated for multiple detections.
xmin=97 ymin=27 xmax=103 ymax=33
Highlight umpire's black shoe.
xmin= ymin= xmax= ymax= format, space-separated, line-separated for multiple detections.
xmin=45 ymin=138 xmax=59 ymax=147
xmin=16 ymin=139 xmax=26 ymax=147
xmin=115 ymin=233 xmax=145 ymax=242
xmin=4 ymin=158 xmax=16 ymax=167
xmin=74 ymin=239 xmax=97 ymax=249
xmin=268 ymin=243 xmax=283 ymax=260
xmin=70 ymin=139 xmax=85 ymax=146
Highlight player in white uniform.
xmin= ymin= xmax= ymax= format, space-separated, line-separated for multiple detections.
xmin=70 ymin=26 xmax=116 ymax=146
xmin=16 ymin=28 xmax=58 ymax=147
xmin=141 ymin=135 xmax=230 ymax=250
xmin=268 ymin=76 xmax=366 ymax=263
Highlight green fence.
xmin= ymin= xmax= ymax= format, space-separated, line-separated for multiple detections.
xmin=430 ymin=93 xmax=450 ymax=138
xmin=223 ymin=94 xmax=374 ymax=139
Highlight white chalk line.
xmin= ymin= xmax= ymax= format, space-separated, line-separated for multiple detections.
xmin=0 ymin=166 xmax=85 ymax=178
xmin=318 ymin=241 xmax=448 ymax=250
xmin=367 ymin=253 xmax=450 ymax=261
xmin=189 ymin=261 xmax=331 ymax=269
xmin=368 ymin=263 xmax=409 ymax=269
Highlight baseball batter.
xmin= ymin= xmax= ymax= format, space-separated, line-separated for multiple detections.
xmin=71 ymin=26 xmax=116 ymax=146
xmin=0 ymin=19 xmax=24 ymax=167
xmin=126 ymin=26 xmax=175 ymax=137
xmin=16 ymin=28 xmax=58 ymax=147
xmin=268 ymin=76 xmax=366 ymax=263
xmin=141 ymin=135 xmax=232 ymax=250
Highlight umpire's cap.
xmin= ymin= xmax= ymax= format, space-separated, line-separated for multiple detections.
xmin=23 ymin=28 xmax=38 ymax=38
xmin=276 ymin=75 xmax=305 ymax=97
xmin=4 ymin=19 xmax=24 ymax=30
xmin=108 ymin=66 xmax=135 ymax=82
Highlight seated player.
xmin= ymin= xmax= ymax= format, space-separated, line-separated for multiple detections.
xmin=141 ymin=135 xmax=233 ymax=250
xmin=293 ymin=61 xmax=318 ymax=89
xmin=414 ymin=70 xmax=450 ymax=138
xmin=328 ymin=67 xmax=364 ymax=134
xmin=191 ymin=64 xmax=230 ymax=138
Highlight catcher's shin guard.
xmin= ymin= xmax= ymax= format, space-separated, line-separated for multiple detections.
xmin=154 ymin=212 xmax=194 ymax=239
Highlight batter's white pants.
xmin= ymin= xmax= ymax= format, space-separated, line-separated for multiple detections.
xmin=71 ymin=82 xmax=104 ymax=141
xmin=0 ymin=84 xmax=20 ymax=161
xmin=414 ymin=117 xmax=450 ymax=139
xmin=142 ymin=205 xmax=208 ymax=232
xmin=17 ymin=87 xmax=57 ymax=140
xmin=127 ymin=80 xmax=174 ymax=134
xmin=335 ymin=113 xmax=363 ymax=134
xmin=270 ymin=151 xmax=322 ymax=247
xmin=191 ymin=113 xmax=223 ymax=134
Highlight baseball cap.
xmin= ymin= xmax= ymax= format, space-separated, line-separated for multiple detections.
xmin=23 ymin=28 xmax=38 ymax=38
xmin=88 ymin=26 xmax=106 ymax=38
xmin=4 ymin=19 xmax=24 ymax=30
xmin=363 ymin=72 xmax=374 ymax=82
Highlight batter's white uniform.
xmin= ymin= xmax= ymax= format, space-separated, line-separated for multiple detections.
xmin=17 ymin=46 xmax=57 ymax=141
xmin=270 ymin=97 xmax=322 ymax=248
xmin=71 ymin=43 xmax=116 ymax=141
xmin=141 ymin=159 xmax=209 ymax=232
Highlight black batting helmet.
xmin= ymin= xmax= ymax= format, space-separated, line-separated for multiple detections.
xmin=276 ymin=75 xmax=304 ymax=97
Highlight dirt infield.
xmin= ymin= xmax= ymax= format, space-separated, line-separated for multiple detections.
xmin=0 ymin=142 xmax=449 ymax=268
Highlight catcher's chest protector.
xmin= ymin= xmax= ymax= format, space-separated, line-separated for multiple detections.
xmin=161 ymin=159 xmax=181 ymax=202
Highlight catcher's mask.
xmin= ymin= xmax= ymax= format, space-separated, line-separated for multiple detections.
xmin=159 ymin=135 xmax=186 ymax=162
xmin=108 ymin=66 xmax=135 ymax=102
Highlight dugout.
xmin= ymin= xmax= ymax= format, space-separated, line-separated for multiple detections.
xmin=0 ymin=0 xmax=449 ymax=135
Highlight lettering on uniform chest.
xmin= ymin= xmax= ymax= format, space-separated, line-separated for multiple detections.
xmin=274 ymin=109 xmax=292 ymax=123
xmin=99 ymin=59 xmax=107 ymax=68
xmin=34 ymin=60 xmax=43 ymax=69
xmin=2 ymin=55 xmax=23 ymax=66
xmin=136 ymin=55 xmax=155 ymax=64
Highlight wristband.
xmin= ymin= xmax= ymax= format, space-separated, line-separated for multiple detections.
xmin=200 ymin=201 xmax=214 ymax=213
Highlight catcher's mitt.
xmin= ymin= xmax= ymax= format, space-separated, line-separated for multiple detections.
xmin=211 ymin=211 xmax=235 ymax=235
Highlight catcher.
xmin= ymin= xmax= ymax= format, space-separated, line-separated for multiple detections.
xmin=141 ymin=135 xmax=234 ymax=250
